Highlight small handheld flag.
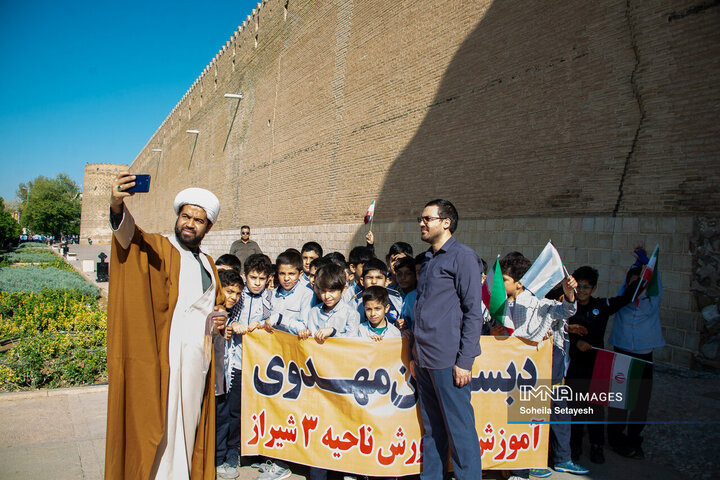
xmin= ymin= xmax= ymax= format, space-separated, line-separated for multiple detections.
xmin=364 ymin=200 xmax=376 ymax=225
xmin=631 ymin=244 xmax=660 ymax=303
xmin=520 ymin=241 xmax=566 ymax=299
xmin=482 ymin=256 xmax=513 ymax=333
xmin=589 ymin=347 xmax=652 ymax=410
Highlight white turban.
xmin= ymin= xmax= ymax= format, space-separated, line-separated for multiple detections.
xmin=173 ymin=188 xmax=221 ymax=224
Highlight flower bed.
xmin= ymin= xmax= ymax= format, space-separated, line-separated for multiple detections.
xmin=0 ymin=245 xmax=106 ymax=391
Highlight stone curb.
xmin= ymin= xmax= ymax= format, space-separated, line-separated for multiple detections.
xmin=0 ymin=383 xmax=108 ymax=401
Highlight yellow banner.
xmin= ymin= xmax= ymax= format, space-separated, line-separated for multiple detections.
xmin=241 ymin=331 xmax=551 ymax=475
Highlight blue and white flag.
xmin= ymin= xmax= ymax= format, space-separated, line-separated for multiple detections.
xmin=520 ymin=241 xmax=565 ymax=299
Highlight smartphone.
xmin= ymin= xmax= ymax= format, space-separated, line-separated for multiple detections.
xmin=126 ymin=174 xmax=151 ymax=193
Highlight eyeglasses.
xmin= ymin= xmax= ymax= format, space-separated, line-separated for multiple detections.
xmin=576 ymin=284 xmax=593 ymax=290
xmin=417 ymin=216 xmax=445 ymax=224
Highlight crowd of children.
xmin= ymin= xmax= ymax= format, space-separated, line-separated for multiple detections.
xmin=208 ymin=236 xmax=663 ymax=480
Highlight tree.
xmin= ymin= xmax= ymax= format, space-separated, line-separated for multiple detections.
xmin=19 ymin=174 xmax=81 ymax=237
xmin=0 ymin=197 xmax=21 ymax=246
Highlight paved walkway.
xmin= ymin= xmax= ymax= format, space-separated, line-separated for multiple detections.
xmin=0 ymin=384 xmax=695 ymax=480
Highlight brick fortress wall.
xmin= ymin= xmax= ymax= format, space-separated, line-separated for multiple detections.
xmin=81 ymin=0 xmax=720 ymax=368
xmin=80 ymin=163 xmax=128 ymax=244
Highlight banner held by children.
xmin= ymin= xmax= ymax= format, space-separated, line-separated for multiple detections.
xmin=242 ymin=331 xmax=551 ymax=475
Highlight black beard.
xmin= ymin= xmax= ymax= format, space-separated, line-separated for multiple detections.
xmin=174 ymin=220 xmax=203 ymax=249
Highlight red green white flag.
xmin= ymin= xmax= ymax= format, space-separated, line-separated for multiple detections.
xmin=482 ymin=256 xmax=513 ymax=333
xmin=632 ymin=244 xmax=660 ymax=302
xmin=588 ymin=348 xmax=651 ymax=410
xmin=363 ymin=201 xmax=375 ymax=224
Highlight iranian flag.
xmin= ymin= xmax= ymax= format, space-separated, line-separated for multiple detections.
xmin=482 ymin=256 xmax=513 ymax=333
xmin=631 ymin=244 xmax=660 ymax=303
xmin=588 ymin=348 xmax=651 ymax=410
xmin=363 ymin=200 xmax=375 ymax=224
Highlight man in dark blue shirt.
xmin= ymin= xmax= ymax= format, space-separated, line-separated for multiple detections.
xmin=412 ymin=199 xmax=484 ymax=479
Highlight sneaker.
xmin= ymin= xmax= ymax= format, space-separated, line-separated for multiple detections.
xmin=508 ymin=477 xmax=528 ymax=480
xmin=219 ymin=465 xmax=240 ymax=479
xmin=529 ymin=468 xmax=553 ymax=478
xmin=553 ymin=461 xmax=589 ymax=475
xmin=590 ymin=444 xmax=605 ymax=464
xmin=216 ymin=463 xmax=229 ymax=476
xmin=256 ymin=461 xmax=292 ymax=480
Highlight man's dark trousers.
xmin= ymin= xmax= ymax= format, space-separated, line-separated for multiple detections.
xmin=415 ymin=365 xmax=482 ymax=479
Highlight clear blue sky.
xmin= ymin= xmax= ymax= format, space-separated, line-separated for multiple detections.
xmin=0 ymin=0 xmax=258 ymax=203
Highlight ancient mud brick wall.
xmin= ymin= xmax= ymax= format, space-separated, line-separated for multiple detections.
xmin=79 ymin=163 xmax=128 ymax=244
xmin=82 ymin=0 xmax=720 ymax=368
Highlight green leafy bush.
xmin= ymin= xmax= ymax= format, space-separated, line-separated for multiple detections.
xmin=0 ymin=266 xmax=99 ymax=298
xmin=0 ymin=290 xmax=106 ymax=390
xmin=2 ymin=252 xmax=57 ymax=264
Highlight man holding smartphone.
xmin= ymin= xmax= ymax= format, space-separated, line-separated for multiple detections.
xmin=105 ymin=172 xmax=226 ymax=480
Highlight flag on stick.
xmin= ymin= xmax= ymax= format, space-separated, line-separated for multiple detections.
xmin=364 ymin=201 xmax=375 ymax=225
xmin=482 ymin=256 xmax=512 ymax=331
xmin=519 ymin=241 xmax=566 ymax=299
xmin=588 ymin=348 xmax=651 ymax=410
xmin=631 ymin=244 xmax=660 ymax=302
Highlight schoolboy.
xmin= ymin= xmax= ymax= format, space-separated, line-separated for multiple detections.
xmin=298 ymin=263 xmax=360 ymax=340
xmin=606 ymin=246 xmax=663 ymax=460
xmin=342 ymin=246 xmax=375 ymax=303
xmin=495 ymin=253 xmax=588 ymax=479
xmin=300 ymin=241 xmax=323 ymax=286
xmin=358 ymin=286 xmax=402 ymax=340
xmin=216 ymin=253 xmax=243 ymax=274
xmin=566 ymin=265 xmax=638 ymax=463
xmin=265 ymin=250 xmax=314 ymax=335
xmin=249 ymin=253 xmax=296 ymax=480
xmin=386 ymin=241 xmax=413 ymax=288
xmin=356 ymin=258 xmax=403 ymax=323
xmin=213 ymin=268 xmax=244 ymax=479
xmin=394 ymin=256 xmax=417 ymax=331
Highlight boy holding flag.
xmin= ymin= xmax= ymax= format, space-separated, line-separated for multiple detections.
xmin=606 ymin=245 xmax=663 ymax=459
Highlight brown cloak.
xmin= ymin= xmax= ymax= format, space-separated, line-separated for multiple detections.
xmin=104 ymin=224 xmax=224 ymax=479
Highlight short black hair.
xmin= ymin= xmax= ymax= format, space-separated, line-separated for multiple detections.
xmin=480 ymin=258 xmax=488 ymax=275
xmin=388 ymin=242 xmax=413 ymax=258
xmin=216 ymin=254 xmax=242 ymax=273
xmin=315 ymin=264 xmax=347 ymax=291
xmin=244 ymin=253 xmax=273 ymax=276
xmin=425 ymin=199 xmax=458 ymax=233
xmin=323 ymin=252 xmax=348 ymax=270
xmin=240 ymin=225 xmax=250 ymax=231
xmin=363 ymin=285 xmax=389 ymax=306
xmin=573 ymin=266 xmax=599 ymax=286
xmin=499 ymin=252 xmax=531 ymax=282
xmin=362 ymin=258 xmax=389 ymax=279
xmin=414 ymin=252 xmax=426 ymax=265
xmin=310 ymin=256 xmax=332 ymax=271
xmin=348 ymin=246 xmax=375 ymax=266
xmin=219 ymin=268 xmax=244 ymax=289
xmin=301 ymin=241 xmax=323 ymax=257
xmin=626 ymin=265 xmax=642 ymax=283
xmin=276 ymin=250 xmax=303 ymax=272
xmin=393 ymin=256 xmax=416 ymax=273
xmin=283 ymin=248 xmax=301 ymax=256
